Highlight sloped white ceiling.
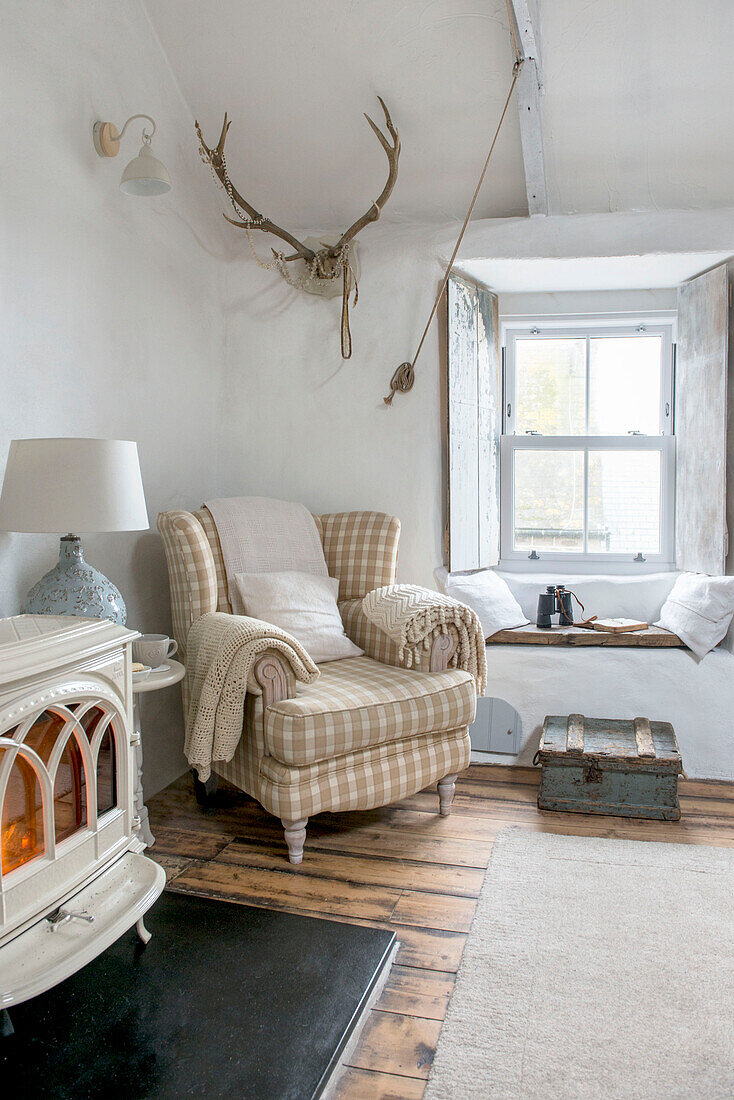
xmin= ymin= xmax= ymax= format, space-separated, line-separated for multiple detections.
xmin=539 ymin=0 xmax=734 ymax=215
xmin=144 ymin=0 xmax=528 ymax=233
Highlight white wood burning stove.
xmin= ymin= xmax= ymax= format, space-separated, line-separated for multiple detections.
xmin=0 ymin=615 xmax=164 ymax=1018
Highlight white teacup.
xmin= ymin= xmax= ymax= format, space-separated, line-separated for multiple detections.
xmin=133 ymin=634 xmax=178 ymax=669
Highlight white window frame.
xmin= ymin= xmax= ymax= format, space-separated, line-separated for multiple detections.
xmin=500 ymin=315 xmax=676 ymax=572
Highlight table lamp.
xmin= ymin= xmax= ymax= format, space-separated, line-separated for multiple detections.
xmin=0 ymin=438 xmax=149 ymax=625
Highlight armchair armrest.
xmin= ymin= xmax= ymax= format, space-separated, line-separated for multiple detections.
xmin=253 ymin=649 xmax=297 ymax=706
xmin=185 ymin=611 xmax=319 ymax=781
xmin=360 ymin=584 xmax=487 ymax=692
xmin=340 ymin=598 xmax=458 ymax=672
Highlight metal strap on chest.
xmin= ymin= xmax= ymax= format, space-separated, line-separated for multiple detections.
xmin=633 ymin=716 xmax=656 ymax=758
xmin=565 ymin=713 xmax=585 ymax=754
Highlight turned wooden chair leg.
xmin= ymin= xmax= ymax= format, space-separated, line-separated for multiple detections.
xmin=193 ymin=770 xmax=219 ymax=807
xmin=437 ymin=774 xmax=458 ymax=816
xmin=282 ymin=818 xmax=308 ymax=864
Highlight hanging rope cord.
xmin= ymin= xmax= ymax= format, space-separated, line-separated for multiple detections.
xmin=384 ymin=12 xmax=524 ymax=405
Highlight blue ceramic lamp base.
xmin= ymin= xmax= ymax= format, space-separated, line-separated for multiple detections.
xmin=23 ymin=535 xmax=127 ymax=625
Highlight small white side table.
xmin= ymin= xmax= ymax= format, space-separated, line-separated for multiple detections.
xmin=132 ymin=659 xmax=185 ymax=848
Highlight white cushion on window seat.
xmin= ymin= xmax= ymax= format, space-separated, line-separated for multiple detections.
xmin=435 ymin=567 xmax=529 ymax=638
xmin=655 ymin=572 xmax=734 ymax=659
xmin=496 ymin=571 xmax=679 ymax=626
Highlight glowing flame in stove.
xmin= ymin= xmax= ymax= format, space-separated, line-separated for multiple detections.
xmin=1 ymin=818 xmax=39 ymax=874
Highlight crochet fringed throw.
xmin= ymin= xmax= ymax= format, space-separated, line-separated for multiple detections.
xmin=362 ymin=584 xmax=487 ymax=693
xmin=185 ymin=611 xmax=320 ymax=781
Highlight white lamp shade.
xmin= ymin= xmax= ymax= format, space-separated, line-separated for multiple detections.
xmin=120 ymin=143 xmax=171 ymax=196
xmin=0 ymin=438 xmax=150 ymax=533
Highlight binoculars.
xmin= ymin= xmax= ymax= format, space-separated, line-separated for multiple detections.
xmin=536 ymin=585 xmax=574 ymax=629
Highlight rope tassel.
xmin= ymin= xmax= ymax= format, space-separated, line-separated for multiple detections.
xmin=384 ymin=362 xmax=415 ymax=405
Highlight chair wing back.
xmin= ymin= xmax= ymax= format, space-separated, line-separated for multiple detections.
xmin=194 ymin=507 xmax=235 ymax=614
xmin=319 ymin=512 xmax=400 ymax=601
xmin=191 ymin=507 xmax=326 ymax=615
xmin=191 ymin=506 xmax=399 ymax=605
xmin=156 ymin=510 xmax=219 ymax=659
xmin=157 ymin=506 xmax=400 ymax=646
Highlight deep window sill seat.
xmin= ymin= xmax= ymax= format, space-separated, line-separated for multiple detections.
xmin=487 ymin=625 xmax=685 ymax=648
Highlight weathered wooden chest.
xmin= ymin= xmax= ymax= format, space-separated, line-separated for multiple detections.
xmin=536 ymin=714 xmax=683 ymax=820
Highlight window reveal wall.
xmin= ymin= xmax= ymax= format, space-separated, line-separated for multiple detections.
xmin=446 ymin=275 xmax=501 ymax=571
xmin=676 ymin=263 xmax=729 ymax=573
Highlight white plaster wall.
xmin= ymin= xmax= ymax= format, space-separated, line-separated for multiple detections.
xmin=537 ymin=0 xmax=734 ymax=216
xmin=0 ymin=2 xmax=228 ymax=794
xmin=217 ymin=221 xmax=449 ymax=588
xmin=486 ymin=646 xmax=734 ymax=782
xmin=499 ymin=288 xmax=677 ymax=317
xmin=456 ymin=208 xmax=734 ymax=267
xmin=144 ymin=0 xmax=527 ymax=226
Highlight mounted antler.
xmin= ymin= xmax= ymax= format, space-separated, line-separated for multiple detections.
xmin=195 ymin=112 xmax=317 ymax=263
xmin=330 ymin=97 xmax=401 ymax=253
xmin=195 ymin=98 xmax=401 ymax=358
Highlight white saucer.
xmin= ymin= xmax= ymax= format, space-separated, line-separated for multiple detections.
xmin=150 ymin=662 xmax=171 ymax=674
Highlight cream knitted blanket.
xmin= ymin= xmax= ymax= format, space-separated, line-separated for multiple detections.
xmin=362 ymin=584 xmax=487 ymax=693
xmin=184 ymin=611 xmax=320 ymax=781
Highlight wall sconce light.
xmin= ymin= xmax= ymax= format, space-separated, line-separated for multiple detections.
xmin=93 ymin=114 xmax=172 ymax=196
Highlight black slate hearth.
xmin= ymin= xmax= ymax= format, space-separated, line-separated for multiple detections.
xmin=1 ymin=891 xmax=395 ymax=1100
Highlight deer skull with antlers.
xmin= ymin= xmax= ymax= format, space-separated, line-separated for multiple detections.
xmin=195 ymin=98 xmax=400 ymax=359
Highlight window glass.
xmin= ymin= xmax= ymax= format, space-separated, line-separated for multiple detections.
xmin=515 ymin=338 xmax=586 ymax=435
xmin=587 ymin=450 xmax=661 ymax=554
xmin=54 ymin=737 xmax=87 ymax=843
xmin=588 ymin=336 xmax=662 ymax=435
xmin=96 ymin=727 xmax=117 ymax=816
xmin=20 ymin=710 xmax=87 ymax=846
xmin=513 ymin=450 xmax=584 ymax=552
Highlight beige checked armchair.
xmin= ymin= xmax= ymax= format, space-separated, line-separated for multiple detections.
xmin=157 ymin=507 xmax=477 ymax=862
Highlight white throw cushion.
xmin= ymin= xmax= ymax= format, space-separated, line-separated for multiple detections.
xmin=496 ymin=571 xmax=679 ymax=625
xmin=234 ymin=571 xmax=363 ymax=664
xmin=435 ymin=567 xmax=529 ymax=638
xmin=655 ymin=572 xmax=734 ymax=658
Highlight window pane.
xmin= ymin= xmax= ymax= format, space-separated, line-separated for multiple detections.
xmin=588 ymin=336 xmax=662 ymax=435
xmin=54 ymin=737 xmax=87 ymax=844
xmin=514 ymin=450 xmax=584 ymax=552
xmin=587 ymin=450 xmax=661 ymax=554
xmin=97 ymin=726 xmax=117 ymax=816
xmin=515 ymin=339 xmax=586 ymax=435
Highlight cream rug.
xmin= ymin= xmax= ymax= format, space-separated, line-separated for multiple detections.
xmin=426 ymin=828 xmax=734 ymax=1100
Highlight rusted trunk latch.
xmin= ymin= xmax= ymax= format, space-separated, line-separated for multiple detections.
xmin=584 ymin=760 xmax=602 ymax=784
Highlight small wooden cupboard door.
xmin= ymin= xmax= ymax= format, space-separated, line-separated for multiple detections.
xmin=469 ymin=696 xmax=520 ymax=755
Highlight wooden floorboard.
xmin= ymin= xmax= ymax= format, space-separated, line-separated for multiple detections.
xmin=334 ymin=1067 xmax=427 ymax=1100
xmin=377 ymin=965 xmax=455 ymax=1021
xmin=147 ymin=765 xmax=734 ymax=1099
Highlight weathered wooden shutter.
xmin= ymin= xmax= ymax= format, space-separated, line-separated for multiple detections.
xmin=676 ymin=263 xmax=729 ymax=573
xmin=446 ymin=274 xmax=501 ymax=571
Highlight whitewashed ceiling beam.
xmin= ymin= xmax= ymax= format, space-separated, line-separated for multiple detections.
xmin=507 ymin=0 xmax=548 ymax=216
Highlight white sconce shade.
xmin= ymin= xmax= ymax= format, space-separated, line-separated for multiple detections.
xmin=93 ymin=114 xmax=172 ymax=197
xmin=120 ymin=144 xmax=172 ymax=196
xmin=0 ymin=438 xmax=149 ymax=534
